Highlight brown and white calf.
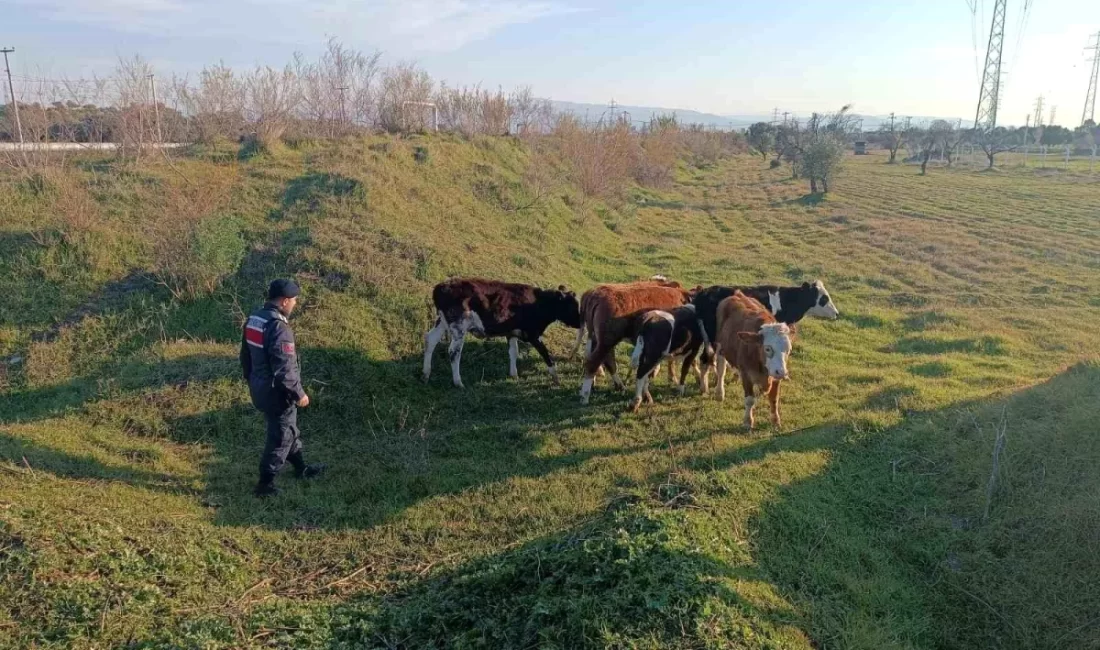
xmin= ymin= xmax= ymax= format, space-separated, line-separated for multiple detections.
xmin=577 ymin=279 xmax=692 ymax=404
xmin=626 ymin=304 xmax=708 ymax=411
xmin=711 ymin=291 xmax=794 ymax=429
xmin=423 ymin=278 xmax=581 ymax=388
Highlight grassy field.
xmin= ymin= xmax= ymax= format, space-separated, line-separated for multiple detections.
xmin=1 ymin=139 xmax=1099 ymax=649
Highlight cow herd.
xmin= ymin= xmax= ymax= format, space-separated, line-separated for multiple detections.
xmin=422 ymin=275 xmax=839 ymax=429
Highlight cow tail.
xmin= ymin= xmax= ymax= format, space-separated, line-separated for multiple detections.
xmin=570 ymin=321 xmax=586 ymax=360
xmin=697 ymin=318 xmax=714 ymax=366
xmin=630 ymin=336 xmax=644 ymax=368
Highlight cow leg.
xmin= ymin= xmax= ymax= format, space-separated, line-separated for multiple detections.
xmin=508 ymin=337 xmax=519 ymax=379
xmin=667 ymin=358 xmax=677 ymax=383
xmin=605 ymin=353 xmax=625 ymax=390
xmin=528 ymin=338 xmax=560 ymax=386
xmin=448 ymin=325 xmax=467 ymax=389
xmin=714 ymin=354 xmax=728 ymax=402
xmin=581 ymin=342 xmax=615 ymax=404
xmin=678 ymin=348 xmax=700 ymax=397
xmin=767 ymin=379 xmax=782 ymax=428
xmin=630 ymin=347 xmax=663 ymax=412
xmin=742 ymin=376 xmax=757 ymax=430
xmin=588 ymin=338 xmax=606 ymax=378
xmin=422 ymin=313 xmax=447 ymax=382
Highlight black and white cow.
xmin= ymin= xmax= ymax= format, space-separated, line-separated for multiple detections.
xmin=659 ymin=280 xmax=839 ymax=384
xmin=423 ymin=278 xmax=582 ymax=388
xmin=627 ymin=304 xmax=708 ymax=411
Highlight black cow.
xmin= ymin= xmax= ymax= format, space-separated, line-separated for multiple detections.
xmin=423 ymin=278 xmax=581 ymax=388
xmin=627 ymin=304 xmax=708 ymax=411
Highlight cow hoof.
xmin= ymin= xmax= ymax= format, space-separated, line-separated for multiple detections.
xmin=454 ymin=382 xmax=465 ymax=389
xmin=629 ymin=399 xmax=641 ymax=413
xmin=421 ymin=374 xmax=430 ymax=383
xmin=677 ymin=386 xmax=686 ymax=397
xmin=550 ymin=375 xmax=561 ymax=387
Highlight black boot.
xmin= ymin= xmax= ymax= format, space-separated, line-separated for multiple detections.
xmin=288 ymin=451 xmax=326 ymax=480
xmin=254 ymin=472 xmax=280 ymax=498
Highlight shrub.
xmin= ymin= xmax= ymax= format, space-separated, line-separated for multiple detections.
xmin=152 ymin=216 xmax=244 ymax=300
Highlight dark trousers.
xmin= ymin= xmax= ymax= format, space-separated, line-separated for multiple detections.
xmin=259 ymin=404 xmax=303 ymax=478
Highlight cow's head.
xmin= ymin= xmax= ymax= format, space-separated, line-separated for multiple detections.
xmin=804 ymin=280 xmax=839 ymax=319
xmin=551 ymin=285 xmax=582 ymax=329
xmin=737 ymin=322 xmax=793 ymax=380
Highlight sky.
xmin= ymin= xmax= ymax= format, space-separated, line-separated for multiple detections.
xmin=3 ymin=0 xmax=1099 ymax=126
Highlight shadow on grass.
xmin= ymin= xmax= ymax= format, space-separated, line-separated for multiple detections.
xmin=749 ymin=362 xmax=1100 ymax=649
xmin=306 ymin=363 xmax=1100 ymax=648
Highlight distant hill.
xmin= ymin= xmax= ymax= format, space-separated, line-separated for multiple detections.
xmin=550 ymin=100 xmax=965 ymax=131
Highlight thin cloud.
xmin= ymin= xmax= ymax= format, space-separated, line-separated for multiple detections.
xmin=16 ymin=0 xmax=582 ymax=53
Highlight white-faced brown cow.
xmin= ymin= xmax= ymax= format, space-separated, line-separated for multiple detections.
xmin=626 ymin=304 xmax=708 ymax=411
xmin=677 ymin=280 xmax=837 ymax=382
xmin=710 ymin=290 xmax=795 ymax=429
xmin=423 ymin=278 xmax=581 ymax=388
xmin=577 ymin=278 xmax=693 ymax=404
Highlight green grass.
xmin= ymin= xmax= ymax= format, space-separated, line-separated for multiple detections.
xmin=1 ymin=141 xmax=1099 ymax=649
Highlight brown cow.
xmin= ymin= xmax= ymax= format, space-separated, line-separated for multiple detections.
xmin=578 ymin=278 xmax=692 ymax=404
xmin=710 ymin=291 xmax=794 ymax=429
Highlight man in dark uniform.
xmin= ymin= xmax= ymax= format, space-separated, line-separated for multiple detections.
xmin=240 ymin=279 xmax=325 ymax=497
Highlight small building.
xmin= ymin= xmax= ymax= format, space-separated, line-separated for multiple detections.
xmin=853 ymin=141 xmax=868 ymax=155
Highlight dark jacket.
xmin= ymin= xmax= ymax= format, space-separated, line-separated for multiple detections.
xmin=239 ymin=303 xmax=305 ymax=412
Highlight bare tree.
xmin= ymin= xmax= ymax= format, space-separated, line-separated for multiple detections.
xmin=911 ymin=123 xmax=938 ymax=175
xmin=975 ymin=126 xmax=1020 ymax=169
xmin=295 ymin=38 xmax=381 ymax=137
xmin=242 ymin=64 xmax=300 ymax=149
xmin=175 ymin=62 xmax=244 ymax=146
xmin=508 ymin=86 xmax=553 ymax=136
xmin=937 ymin=120 xmax=965 ymax=166
xmin=113 ymin=55 xmax=155 ymax=158
xmin=879 ymin=117 xmax=906 ymax=163
xmin=378 ymin=62 xmax=434 ymax=133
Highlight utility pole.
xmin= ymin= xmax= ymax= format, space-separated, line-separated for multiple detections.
xmin=782 ymin=111 xmax=789 ymax=125
xmin=608 ymin=98 xmax=617 ymax=126
xmin=974 ymin=0 xmax=1008 ymax=133
xmin=1024 ymin=114 xmax=1030 ymax=165
xmin=146 ymin=74 xmax=162 ymax=144
xmin=1033 ymin=95 xmax=1044 ymax=128
xmin=1 ymin=47 xmax=23 ymax=145
xmin=772 ymin=107 xmax=779 ymax=124
xmin=1083 ymin=32 xmax=1100 ymax=126
xmin=889 ymin=112 xmax=896 ymax=132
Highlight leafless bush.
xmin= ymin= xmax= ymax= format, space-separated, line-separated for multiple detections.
xmin=243 ymin=64 xmax=300 ymax=149
xmin=509 ymin=86 xmax=554 ymax=136
xmin=295 ymin=38 xmax=382 ymax=137
xmin=435 ymin=84 xmax=511 ymax=136
xmin=378 ymin=62 xmax=434 ymax=133
xmin=175 ymin=63 xmax=244 ymax=145
xmin=633 ymin=115 xmax=680 ymax=187
xmin=113 ymin=55 xmax=156 ymax=158
xmin=552 ymin=115 xmax=636 ymax=218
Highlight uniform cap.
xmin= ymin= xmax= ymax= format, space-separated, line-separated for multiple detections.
xmin=268 ymin=278 xmax=301 ymax=300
